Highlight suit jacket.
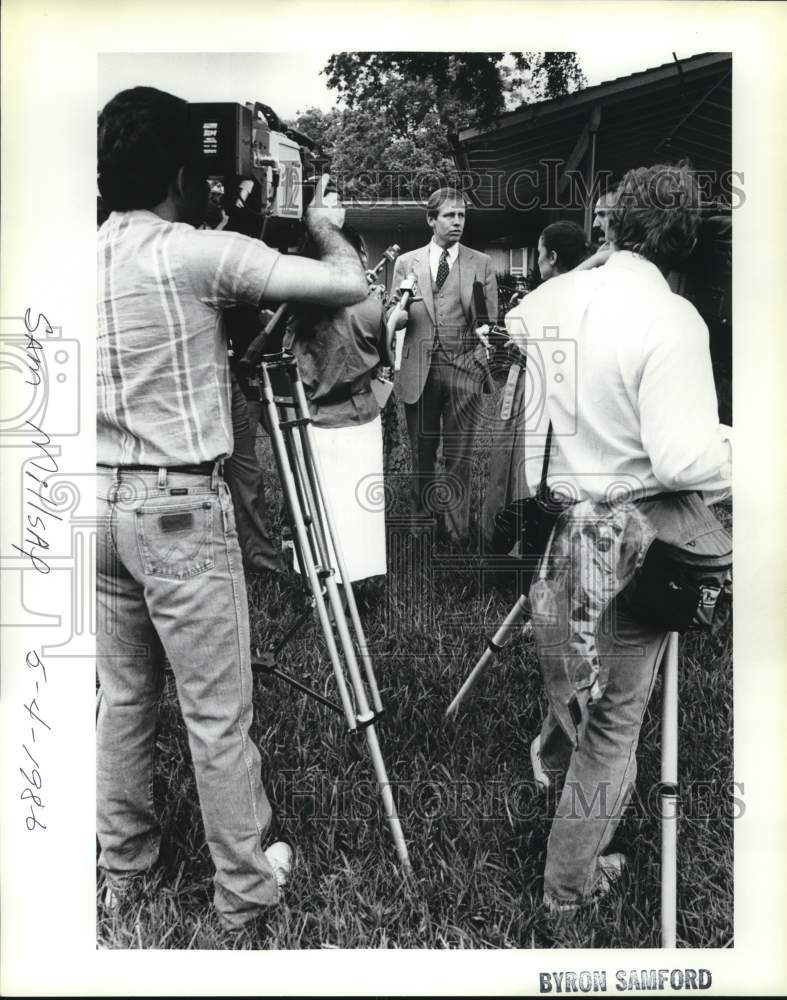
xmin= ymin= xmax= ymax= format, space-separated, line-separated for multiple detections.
xmin=391 ymin=243 xmax=498 ymax=405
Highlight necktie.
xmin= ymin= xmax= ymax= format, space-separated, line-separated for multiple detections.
xmin=436 ymin=249 xmax=449 ymax=290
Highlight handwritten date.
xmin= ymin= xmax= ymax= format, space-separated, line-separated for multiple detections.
xmin=21 ymin=649 xmax=49 ymax=831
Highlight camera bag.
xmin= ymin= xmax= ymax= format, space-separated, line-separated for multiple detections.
xmin=626 ymin=492 xmax=732 ymax=632
xmin=488 ymin=423 xmax=574 ymax=587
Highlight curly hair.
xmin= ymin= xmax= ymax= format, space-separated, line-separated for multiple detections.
xmin=97 ymin=86 xmax=191 ymax=211
xmin=606 ymin=162 xmax=700 ymax=270
xmin=540 ymin=221 xmax=589 ymax=273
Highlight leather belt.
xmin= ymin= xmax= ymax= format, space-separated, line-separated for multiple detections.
xmin=97 ymin=462 xmax=218 ymax=476
xmin=318 ymin=377 xmax=373 ymax=406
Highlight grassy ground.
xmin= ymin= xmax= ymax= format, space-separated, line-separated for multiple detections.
xmin=97 ymin=396 xmax=733 ymax=951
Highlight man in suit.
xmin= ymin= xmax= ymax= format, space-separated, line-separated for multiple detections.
xmin=390 ymin=187 xmax=498 ymax=547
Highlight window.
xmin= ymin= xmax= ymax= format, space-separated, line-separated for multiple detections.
xmin=509 ymin=247 xmax=527 ymax=275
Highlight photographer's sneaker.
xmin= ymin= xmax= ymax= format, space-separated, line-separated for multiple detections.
xmin=101 ymin=872 xmax=146 ymax=913
xmin=593 ymin=852 xmax=627 ymax=898
xmin=530 ymin=735 xmax=552 ymax=792
xmin=544 ymin=854 xmax=628 ymax=916
xmin=264 ymin=841 xmax=294 ymax=890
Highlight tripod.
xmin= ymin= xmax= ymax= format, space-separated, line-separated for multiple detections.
xmin=250 ymin=349 xmax=411 ymax=875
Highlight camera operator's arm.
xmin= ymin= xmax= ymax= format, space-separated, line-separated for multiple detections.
xmin=263 ymin=211 xmax=368 ymax=307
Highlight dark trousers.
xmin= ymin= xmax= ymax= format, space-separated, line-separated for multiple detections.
xmin=404 ymin=350 xmax=484 ymax=545
xmin=225 ymin=378 xmax=282 ymax=574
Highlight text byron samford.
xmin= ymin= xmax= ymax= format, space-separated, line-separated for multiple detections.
xmin=539 ymin=969 xmax=712 ymax=993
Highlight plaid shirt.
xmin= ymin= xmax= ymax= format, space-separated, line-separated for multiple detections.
xmin=97 ymin=210 xmax=279 ymax=466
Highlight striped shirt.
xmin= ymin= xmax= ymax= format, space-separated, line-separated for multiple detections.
xmin=97 ymin=210 xmax=279 ymax=466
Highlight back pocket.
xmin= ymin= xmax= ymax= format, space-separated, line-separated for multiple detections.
xmin=135 ymin=499 xmax=215 ymax=580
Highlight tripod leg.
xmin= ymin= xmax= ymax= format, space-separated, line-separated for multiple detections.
xmin=279 ymin=411 xmax=324 ymax=575
xmin=260 ymin=374 xmax=357 ymax=727
xmin=661 ymin=631 xmax=679 ymax=948
xmin=363 ymin=720 xmax=412 ymax=872
xmin=321 ymin=574 xmax=410 ymax=871
xmin=445 ymin=595 xmax=530 ymax=718
xmin=289 ymin=378 xmax=408 ymax=868
xmin=259 ymin=357 xmax=411 ymax=875
xmin=291 ymin=378 xmax=384 ymax=713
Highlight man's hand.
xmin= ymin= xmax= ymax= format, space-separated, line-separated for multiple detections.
xmin=387 ymin=303 xmax=410 ymax=332
xmin=575 ymin=242 xmax=615 ymax=271
xmin=262 ymin=174 xmax=366 ymax=308
xmin=386 ymin=273 xmax=418 ymax=331
xmin=305 ymin=174 xmax=345 ymax=233
xmin=475 ymin=323 xmax=491 ymax=351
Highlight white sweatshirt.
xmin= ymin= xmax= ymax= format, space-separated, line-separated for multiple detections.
xmin=505 ymin=251 xmax=732 ymax=503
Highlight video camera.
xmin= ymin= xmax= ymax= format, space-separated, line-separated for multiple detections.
xmin=187 ymin=100 xmax=328 ymax=251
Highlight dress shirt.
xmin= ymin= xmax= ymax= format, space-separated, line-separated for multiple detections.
xmin=428 ymin=239 xmax=460 ymax=284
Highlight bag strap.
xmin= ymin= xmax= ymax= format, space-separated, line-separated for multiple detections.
xmin=538 ymin=421 xmax=553 ymax=497
xmin=521 ymin=344 xmax=553 ymax=498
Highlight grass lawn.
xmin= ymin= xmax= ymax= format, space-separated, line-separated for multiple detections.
xmin=97 ymin=396 xmax=733 ymax=950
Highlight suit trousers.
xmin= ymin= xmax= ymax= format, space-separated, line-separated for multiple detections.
xmin=404 ymin=346 xmax=484 ymax=544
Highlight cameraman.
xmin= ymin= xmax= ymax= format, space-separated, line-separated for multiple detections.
xmin=96 ymin=86 xmax=367 ymax=930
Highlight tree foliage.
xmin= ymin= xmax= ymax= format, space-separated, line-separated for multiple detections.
xmin=289 ymin=52 xmax=586 ymax=201
xmin=324 ymin=52 xmax=585 ymax=134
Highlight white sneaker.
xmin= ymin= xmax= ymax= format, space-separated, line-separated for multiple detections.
xmin=101 ymin=872 xmax=145 ymax=913
xmin=103 ymin=883 xmax=121 ymax=912
xmin=530 ymin=735 xmax=551 ymax=791
xmin=264 ymin=841 xmax=294 ymax=890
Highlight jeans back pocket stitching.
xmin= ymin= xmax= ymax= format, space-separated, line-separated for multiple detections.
xmin=135 ymin=501 xmax=215 ymax=580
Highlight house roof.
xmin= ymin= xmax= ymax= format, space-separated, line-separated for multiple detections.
xmin=454 ymin=52 xmax=732 ymax=240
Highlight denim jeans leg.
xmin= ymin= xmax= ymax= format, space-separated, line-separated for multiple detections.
xmin=541 ymin=595 xmax=669 ymax=906
xmin=137 ymin=480 xmax=279 ymax=925
xmin=96 ymin=495 xmax=166 ymax=878
xmin=538 ymin=706 xmax=573 ymax=796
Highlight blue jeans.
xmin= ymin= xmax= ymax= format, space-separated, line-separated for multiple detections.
xmin=95 ymin=466 xmax=279 ymax=927
xmin=534 ymin=590 xmax=669 ymax=908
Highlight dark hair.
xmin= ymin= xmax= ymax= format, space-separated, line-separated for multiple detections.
xmin=97 ymin=86 xmax=191 ymax=211
xmin=426 ymin=187 xmax=466 ymax=219
xmin=606 ymin=162 xmax=700 ymax=270
xmin=540 ymin=221 xmax=588 ymax=273
xmin=341 ymin=224 xmax=366 ymax=260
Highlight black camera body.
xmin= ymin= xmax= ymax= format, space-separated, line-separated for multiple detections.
xmin=187 ymin=101 xmax=325 ymax=251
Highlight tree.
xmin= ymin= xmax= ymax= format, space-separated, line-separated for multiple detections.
xmin=290 ymin=52 xmax=586 ymax=201
xmin=323 ymin=52 xmax=586 ymax=134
